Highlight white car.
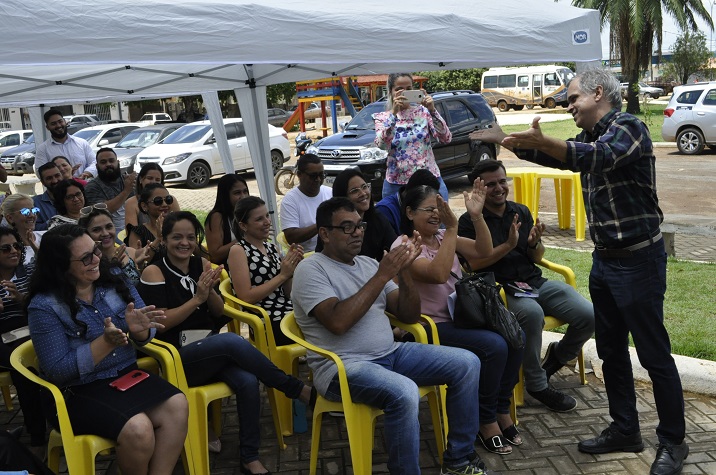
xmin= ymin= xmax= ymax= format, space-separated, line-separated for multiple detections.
xmin=137 ymin=112 xmax=173 ymax=125
xmin=620 ymin=82 xmax=664 ymax=100
xmin=662 ymin=82 xmax=716 ymax=154
xmin=135 ymin=118 xmax=290 ymax=189
xmin=0 ymin=130 xmax=32 ymax=155
xmin=72 ymin=123 xmax=143 ymax=151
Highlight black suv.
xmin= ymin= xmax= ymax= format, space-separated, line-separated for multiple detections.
xmin=307 ymin=90 xmax=499 ymax=200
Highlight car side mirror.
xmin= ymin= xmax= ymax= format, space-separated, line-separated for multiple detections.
xmin=98 ymin=139 xmax=109 ymax=146
xmin=206 ymin=137 xmax=216 ymax=144
xmin=340 ymin=122 xmax=348 ymax=132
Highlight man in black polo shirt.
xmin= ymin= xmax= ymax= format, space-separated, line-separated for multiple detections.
xmin=470 ymin=68 xmax=687 ymax=475
xmin=459 ymin=160 xmax=594 ymax=414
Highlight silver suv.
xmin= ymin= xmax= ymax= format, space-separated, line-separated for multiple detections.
xmin=662 ymin=82 xmax=716 ymax=154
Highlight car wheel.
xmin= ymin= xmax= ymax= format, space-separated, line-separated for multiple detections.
xmin=512 ymin=105 xmax=524 ymax=111
xmin=544 ymin=98 xmax=556 ymax=109
xmin=274 ymin=168 xmax=297 ymax=195
xmin=186 ymin=161 xmax=211 ymax=189
xmin=651 ymin=94 xmax=660 ymax=99
xmin=676 ymin=128 xmax=705 ymax=155
xmin=271 ymin=150 xmax=284 ymax=175
xmin=497 ymin=101 xmax=509 ymax=112
xmin=525 ymin=104 xmax=534 ymax=110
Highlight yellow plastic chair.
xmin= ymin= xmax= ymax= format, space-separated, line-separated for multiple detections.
xmin=281 ymin=312 xmax=445 ymax=475
xmin=117 ymin=228 xmax=127 ymax=244
xmin=0 ymin=371 xmax=13 ymax=410
xmin=219 ymin=278 xmax=303 ymax=440
xmin=137 ymin=338 xmax=233 ymax=475
xmin=276 ymin=231 xmax=290 ymax=255
xmin=502 ymin=258 xmax=588 ymax=423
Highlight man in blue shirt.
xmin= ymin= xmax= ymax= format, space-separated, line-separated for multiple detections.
xmin=32 ymin=162 xmax=62 ymax=231
xmin=471 ymin=68 xmax=687 ymax=475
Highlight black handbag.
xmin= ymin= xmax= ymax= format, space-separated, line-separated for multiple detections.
xmin=451 ymin=270 xmax=525 ymax=350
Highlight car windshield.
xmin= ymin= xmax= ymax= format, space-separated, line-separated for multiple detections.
xmin=345 ymin=102 xmax=386 ymax=131
xmin=74 ymin=129 xmax=102 ymax=142
xmin=24 ymin=134 xmax=34 ymax=144
xmin=162 ymin=124 xmax=211 ymax=144
xmin=116 ymin=129 xmax=161 ymax=148
xmin=139 ymin=115 xmax=153 ymax=121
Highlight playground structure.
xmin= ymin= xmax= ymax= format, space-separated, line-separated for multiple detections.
xmin=281 ymin=75 xmax=428 ymax=135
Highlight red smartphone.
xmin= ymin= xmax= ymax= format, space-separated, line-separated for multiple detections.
xmin=109 ymin=370 xmax=149 ymax=391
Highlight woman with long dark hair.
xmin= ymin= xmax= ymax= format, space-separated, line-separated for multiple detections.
xmin=127 ymin=183 xmax=173 ymax=254
xmin=48 ymin=179 xmax=85 ymax=229
xmin=138 ymin=211 xmax=314 ymax=475
xmin=124 ymin=163 xmax=180 ymax=231
xmin=26 ymin=224 xmax=188 ymax=475
xmin=205 ymin=174 xmax=249 ymax=265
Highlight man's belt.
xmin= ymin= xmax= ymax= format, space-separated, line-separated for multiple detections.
xmin=595 ymin=231 xmax=662 ymax=258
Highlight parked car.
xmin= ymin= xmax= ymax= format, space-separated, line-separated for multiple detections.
xmin=267 ymin=108 xmax=292 ymax=127
xmin=0 ymin=134 xmax=35 ymax=175
xmin=0 ymin=130 xmax=32 ymax=155
xmin=303 ymin=102 xmax=331 ymax=120
xmin=662 ymin=82 xmax=716 ymax=154
xmin=73 ymin=123 xmax=142 ymax=152
xmin=114 ymin=123 xmax=184 ymax=174
xmin=0 ymin=122 xmax=13 ymax=132
xmin=135 ymin=119 xmax=290 ymax=189
xmin=620 ymin=82 xmax=664 ymax=100
xmin=307 ymin=90 xmax=499 ymax=201
xmin=137 ymin=112 xmax=173 ymax=125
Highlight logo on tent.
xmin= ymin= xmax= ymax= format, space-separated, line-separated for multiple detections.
xmin=572 ymin=30 xmax=589 ymax=45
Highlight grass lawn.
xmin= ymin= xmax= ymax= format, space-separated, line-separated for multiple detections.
xmin=540 ymin=247 xmax=716 ymax=362
xmin=501 ymin=102 xmax=667 ymax=142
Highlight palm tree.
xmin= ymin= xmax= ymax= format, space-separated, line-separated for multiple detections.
xmin=573 ymin=0 xmax=712 ymax=113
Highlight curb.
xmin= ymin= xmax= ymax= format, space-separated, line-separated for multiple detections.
xmin=542 ymin=332 xmax=716 ymax=398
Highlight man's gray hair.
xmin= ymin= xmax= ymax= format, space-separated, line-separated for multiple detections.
xmin=576 ymin=68 xmax=622 ymax=109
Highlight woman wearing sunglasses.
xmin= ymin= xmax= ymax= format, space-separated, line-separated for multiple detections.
xmin=48 ymin=179 xmax=86 ymax=229
xmin=0 ymin=226 xmax=47 ymax=459
xmin=79 ymin=205 xmax=151 ymax=286
xmin=127 ymin=183 xmax=175 ymax=257
xmin=27 ymin=224 xmax=188 ymax=475
xmin=124 ymin=164 xmax=180 ymax=232
xmin=1 ymin=194 xmax=43 ymax=265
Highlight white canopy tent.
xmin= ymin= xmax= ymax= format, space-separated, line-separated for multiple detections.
xmin=0 ymin=0 xmax=602 ymax=231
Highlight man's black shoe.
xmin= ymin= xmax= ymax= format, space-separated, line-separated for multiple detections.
xmin=650 ymin=440 xmax=688 ymax=475
xmin=541 ymin=341 xmax=564 ymax=381
xmin=527 ymin=386 xmax=577 ymax=412
xmin=578 ymin=426 xmax=644 ymax=454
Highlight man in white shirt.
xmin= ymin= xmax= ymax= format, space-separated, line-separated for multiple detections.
xmin=279 ymin=153 xmax=332 ymax=252
xmin=34 ymin=109 xmax=97 ymax=179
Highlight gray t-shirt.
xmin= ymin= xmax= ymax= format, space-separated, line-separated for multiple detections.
xmin=292 ymin=253 xmax=399 ymax=394
xmin=84 ymin=176 xmax=134 ymax=233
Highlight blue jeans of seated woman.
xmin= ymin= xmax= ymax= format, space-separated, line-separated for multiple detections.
xmin=180 ymin=332 xmax=305 ymax=463
xmin=324 ymin=342 xmax=479 ymax=475
xmin=382 ymin=176 xmax=449 ymax=203
xmin=436 ymin=322 xmax=524 ymax=425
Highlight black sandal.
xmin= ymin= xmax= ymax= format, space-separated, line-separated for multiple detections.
xmin=477 ymin=432 xmax=512 ymax=455
xmin=501 ymin=424 xmax=523 ymax=446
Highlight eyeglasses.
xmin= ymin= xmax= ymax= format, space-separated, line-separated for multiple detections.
xmin=0 ymin=242 xmax=23 ymax=253
xmin=79 ymin=203 xmax=109 ymax=217
xmin=324 ymin=221 xmax=367 ymax=234
xmin=19 ymin=207 xmax=40 ymax=216
xmin=348 ymin=183 xmax=371 ymax=196
xmin=302 ymin=171 xmax=326 ymax=180
xmin=415 ymin=207 xmax=438 ymax=214
xmin=71 ymin=244 xmax=102 ymax=266
xmin=64 ymin=191 xmax=84 ymax=202
xmin=150 ymin=195 xmax=174 ymax=206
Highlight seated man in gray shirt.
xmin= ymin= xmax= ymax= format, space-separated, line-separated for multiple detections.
xmin=292 ymin=197 xmax=495 ymax=475
xmin=83 ymin=148 xmax=135 ymax=233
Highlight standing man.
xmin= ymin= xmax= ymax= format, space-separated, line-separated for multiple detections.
xmin=34 ymin=109 xmax=97 ymax=179
xmin=32 ymin=162 xmax=63 ymax=230
xmin=472 ymin=68 xmax=687 ymax=475
xmin=458 ymin=160 xmax=594 ymax=413
xmin=84 ymin=148 xmax=135 ymax=233
xmin=279 ymin=153 xmax=332 ymax=252
xmin=292 ymin=197 xmax=492 ymax=475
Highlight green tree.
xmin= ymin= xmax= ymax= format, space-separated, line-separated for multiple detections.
xmin=267 ymin=83 xmax=296 ymax=108
xmin=416 ymin=69 xmax=486 ymax=93
xmin=661 ymin=30 xmax=711 ymax=84
xmin=573 ymin=0 xmax=712 ymax=114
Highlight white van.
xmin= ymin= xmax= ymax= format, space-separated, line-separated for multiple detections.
xmin=481 ymin=65 xmax=575 ymax=111
xmin=135 ymin=118 xmax=290 ymax=189
xmin=0 ymin=130 xmax=32 ymax=155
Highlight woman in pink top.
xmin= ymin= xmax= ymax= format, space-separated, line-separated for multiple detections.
xmin=373 ymin=73 xmax=451 ymax=202
xmin=395 ymin=181 xmax=524 ymax=456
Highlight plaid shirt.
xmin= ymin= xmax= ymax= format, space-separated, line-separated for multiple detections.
xmin=516 ymin=109 xmax=662 ymax=247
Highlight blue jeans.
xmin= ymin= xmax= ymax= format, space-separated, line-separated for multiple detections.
xmin=179 ymin=333 xmax=305 ymax=463
xmin=436 ymin=322 xmax=523 ymax=424
xmin=590 ymin=239 xmax=685 ymax=444
xmin=506 ymin=279 xmax=595 ymax=392
xmin=382 ymin=176 xmax=450 ymax=203
xmin=324 ymin=342 xmax=480 ymax=475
